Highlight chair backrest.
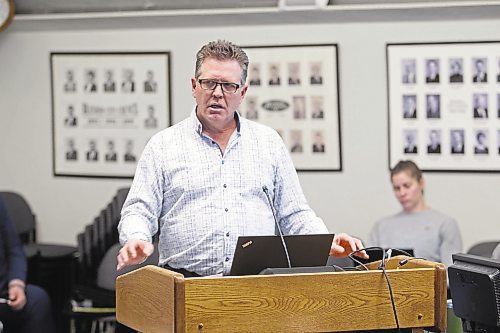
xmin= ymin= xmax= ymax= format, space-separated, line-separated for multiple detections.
xmin=0 ymin=191 xmax=36 ymax=243
xmin=96 ymin=242 xmax=159 ymax=291
xmin=467 ymin=241 xmax=500 ymax=258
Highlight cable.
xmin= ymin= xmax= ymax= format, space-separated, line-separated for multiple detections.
xmin=348 ymin=246 xmax=401 ymax=333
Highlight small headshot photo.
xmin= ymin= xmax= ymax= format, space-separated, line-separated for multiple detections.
xmin=64 ymin=70 xmax=77 ymax=92
xmin=311 ymin=96 xmax=324 ymax=119
xmin=65 ymin=138 xmax=78 ymax=161
xmin=83 ymin=70 xmax=97 ymax=93
xmin=427 ymin=129 xmax=441 ymax=154
xmin=497 ymin=58 xmax=500 ymax=83
xmin=472 ymin=58 xmax=488 ymax=83
xmin=292 ymin=96 xmax=306 ymax=119
xmin=248 ymin=64 xmax=261 ymax=86
xmin=245 ymin=96 xmax=259 ymax=120
xmin=86 ymin=140 xmax=99 ymax=161
xmin=64 ymin=104 xmax=77 ymax=127
xmin=497 ymin=93 xmax=500 ymax=118
xmin=124 ymin=140 xmax=136 ymax=162
xmin=268 ymin=64 xmax=281 ymax=86
xmin=449 ymin=58 xmax=464 ymax=83
xmin=426 ymin=94 xmax=441 ymax=119
xmin=401 ymin=59 xmax=417 ymax=84
xmin=122 ymin=69 xmax=135 ymax=93
xmin=312 ymin=130 xmax=325 ymax=153
xmin=402 ymin=94 xmax=417 ymax=119
xmin=310 ymin=62 xmax=323 ymax=85
xmin=288 ymin=62 xmax=301 ymax=85
xmin=498 ymin=130 xmax=500 ymax=154
xmin=103 ymin=70 xmax=116 ymax=92
xmin=144 ymin=105 xmax=158 ymax=128
xmin=450 ymin=129 xmax=465 ymax=154
xmin=425 ymin=59 xmax=440 ymax=83
xmin=403 ymin=129 xmax=418 ymax=154
xmin=105 ymin=140 xmax=117 ymax=162
xmin=144 ymin=70 xmax=158 ymax=93
xmin=290 ymin=130 xmax=303 ymax=153
xmin=474 ymin=130 xmax=489 ymax=154
xmin=473 ymin=93 xmax=488 ymax=119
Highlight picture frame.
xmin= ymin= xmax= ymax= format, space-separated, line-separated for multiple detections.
xmin=387 ymin=41 xmax=500 ymax=172
xmin=242 ymin=44 xmax=342 ymax=171
xmin=51 ymin=52 xmax=171 ymax=178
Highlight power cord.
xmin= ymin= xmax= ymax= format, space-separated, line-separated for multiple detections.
xmin=348 ymin=247 xmax=402 ymax=333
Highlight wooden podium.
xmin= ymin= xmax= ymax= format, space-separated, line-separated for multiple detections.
xmin=116 ymin=256 xmax=447 ymax=333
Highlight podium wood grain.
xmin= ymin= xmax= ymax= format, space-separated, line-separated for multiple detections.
xmin=116 ymin=256 xmax=446 ymax=333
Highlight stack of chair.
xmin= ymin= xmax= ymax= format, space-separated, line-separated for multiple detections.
xmin=67 ymin=187 xmax=132 ymax=333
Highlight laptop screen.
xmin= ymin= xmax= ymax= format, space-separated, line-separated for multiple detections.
xmin=229 ymin=233 xmax=334 ymax=276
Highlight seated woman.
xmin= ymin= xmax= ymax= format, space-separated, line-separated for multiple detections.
xmin=368 ymin=160 xmax=462 ymax=268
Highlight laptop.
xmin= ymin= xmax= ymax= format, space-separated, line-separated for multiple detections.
xmin=229 ymin=233 xmax=334 ymax=276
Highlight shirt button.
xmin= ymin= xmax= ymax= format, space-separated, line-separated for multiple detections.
xmin=225 ymin=208 xmax=228 ymax=212
xmin=226 ymin=232 xmax=230 ymax=237
xmin=222 ymin=160 xmax=225 ymax=164
xmin=225 ymin=257 xmax=230 ymax=262
xmin=212 ymin=141 xmax=216 ymax=144
xmin=223 ymin=184 xmax=227 ymax=188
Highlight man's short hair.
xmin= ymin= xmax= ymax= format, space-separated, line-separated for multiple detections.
xmin=195 ymin=40 xmax=249 ymax=85
xmin=390 ymin=160 xmax=422 ymax=182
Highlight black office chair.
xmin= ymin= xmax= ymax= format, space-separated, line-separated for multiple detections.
xmin=467 ymin=241 xmax=500 ymax=258
xmin=0 ymin=191 xmax=37 ymax=243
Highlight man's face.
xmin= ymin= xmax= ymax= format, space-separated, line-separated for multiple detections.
xmin=191 ymin=58 xmax=247 ymax=130
xmin=478 ymin=95 xmax=487 ymax=109
xmin=430 ymin=131 xmax=438 ymax=145
xmin=453 ymin=132 xmax=463 ymax=145
xmin=428 ymin=61 xmax=437 ymax=75
xmin=476 ymin=61 xmax=485 ymax=73
xmin=428 ymin=96 xmax=438 ymax=111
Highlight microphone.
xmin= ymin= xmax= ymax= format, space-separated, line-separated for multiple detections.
xmin=262 ymin=185 xmax=291 ymax=268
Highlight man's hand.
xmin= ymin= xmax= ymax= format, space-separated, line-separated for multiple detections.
xmin=330 ymin=233 xmax=368 ymax=259
xmin=117 ymin=239 xmax=154 ymax=270
xmin=8 ymin=285 xmax=26 ymax=311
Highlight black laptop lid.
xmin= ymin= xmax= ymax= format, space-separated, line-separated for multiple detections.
xmin=229 ymin=233 xmax=334 ymax=276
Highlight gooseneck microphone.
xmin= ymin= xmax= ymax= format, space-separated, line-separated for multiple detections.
xmin=262 ymin=185 xmax=291 ymax=269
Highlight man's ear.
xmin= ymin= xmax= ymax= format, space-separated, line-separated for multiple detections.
xmin=191 ymin=78 xmax=197 ymax=97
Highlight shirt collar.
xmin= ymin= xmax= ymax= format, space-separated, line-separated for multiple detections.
xmin=191 ymin=107 xmax=242 ymax=135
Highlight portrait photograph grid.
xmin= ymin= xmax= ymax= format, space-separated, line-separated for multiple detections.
xmin=387 ymin=41 xmax=500 ymax=172
xmin=242 ymin=44 xmax=342 ymax=171
xmin=51 ymin=52 xmax=171 ymax=178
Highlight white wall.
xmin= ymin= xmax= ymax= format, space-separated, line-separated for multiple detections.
xmin=1 ymin=7 xmax=499 ymax=250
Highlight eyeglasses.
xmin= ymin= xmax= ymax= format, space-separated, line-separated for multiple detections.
xmin=198 ymin=79 xmax=240 ymax=94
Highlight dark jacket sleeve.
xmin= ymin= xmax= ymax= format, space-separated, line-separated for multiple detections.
xmin=0 ymin=198 xmax=27 ymax=287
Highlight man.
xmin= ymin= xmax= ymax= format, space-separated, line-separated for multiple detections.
xmin=86 ymin=140 xmax=98 ymax=161
xmin=83 ymin=70 xmax=97 ymax=93
xmin=401 ymin=60 xmax=416 ymax=84
xmin=369 ymin=160 xmax=462 ymax=269
xmin=103 ymin=70 xmax=116 ymax=92
xmin=474 ymin=131 xmax=489 ymax=154
xmin=473 ymin=94 xmax=488 ymax=119
xmin=449 ymin=59 xmax=463 ymax=83
xmin=0 ymin=197 xmax=54 ymax=333
xmin=144 ymin=105 xmax=158 ymax=128
xmin=64 ymin=70 xmax=76 ymax=92
xmin=117 ymin=40 xmax=366 ymax=276
xmin=425 ymin=59 xmax=440 ymax=83
xmin=426 ymin=94 xmax=440 ymax=119
xmin=105 ymin=140 xmax=117 ymax=161
xmin=64 ymin=105 xmax=77 ymax=127
xmin=404 ymin=132 xmax=417 ymax=154
xmin=143 ymin=70 xmax=157 ymax=93
xmin=451 ymin=130 xmax=465 ymax=154
xmin=473 ymin=59 xmax=487 ymax=83
xmin=66 ymin=139 xmax=78 ymax=161
xmin=427 ymin=130 xmax=441 ymax=154
xmin=402 ymin=95 xmax=417 ymax=119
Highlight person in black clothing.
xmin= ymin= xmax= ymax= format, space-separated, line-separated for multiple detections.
xmin=0 ymin=198 xmax=54 ymax=333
